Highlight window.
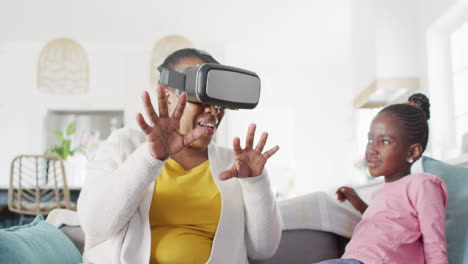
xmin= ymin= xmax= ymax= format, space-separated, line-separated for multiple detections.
xmin=450 ymin=22 xmax=468 ymax=154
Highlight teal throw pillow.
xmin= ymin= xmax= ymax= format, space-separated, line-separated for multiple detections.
xmin=0 ymin=215 xmax=82 ymax=264
xmin=422 ymin=156 xmax=468 ymax=264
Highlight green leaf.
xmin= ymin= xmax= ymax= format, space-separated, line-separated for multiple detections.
xmin=66 ymin=122 xmax=76 ymax=137
xmin=51 ymin=146 xmax=65 ymax=160
xmin=63 ymin=148 xmax=70 ymax=160
xmin=53 ymin=131 xmax=64 ymax=142
xmin=63 ymin=139 xmax=71 ymax=151
xmin=47 ymin=121 xmax=81 ymax=160
xmin=47 ymin=145 xmax=58 ymax=154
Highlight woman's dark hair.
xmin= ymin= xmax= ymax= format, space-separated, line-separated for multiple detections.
xmin=379 ymin=94 xmax=430 ymax=152
xmin=159 ymin=48 xmax=220 ymax=71
xmin=408 ymin=93 xmax=430 ymax=120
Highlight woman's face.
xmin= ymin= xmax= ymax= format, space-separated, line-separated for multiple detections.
xmin=166 ymin=57 xmax=225 ymax=149
xmin=365 ymin=112 xmax=411 ymax=181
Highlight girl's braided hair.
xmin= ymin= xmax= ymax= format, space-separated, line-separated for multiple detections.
xmin=379 ymin=93 xmax=430 ymax=151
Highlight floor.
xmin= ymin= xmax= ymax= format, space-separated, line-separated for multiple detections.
xmin=0 ymin=206 xmax=36 ymax=228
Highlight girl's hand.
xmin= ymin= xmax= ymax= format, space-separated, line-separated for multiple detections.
xmin=336 ymin=186 xmax=368 ymax=214
xmin=219 ymin=124 xmax=279 ymax=180
xmin=136 ymin=85 xmax=209 ymax=160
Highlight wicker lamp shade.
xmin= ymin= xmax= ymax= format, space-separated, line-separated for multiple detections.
xmin=150 ymin=35 xmax=194 ymax=87
xmin=37 ymin=38 xmax=89 ymax=95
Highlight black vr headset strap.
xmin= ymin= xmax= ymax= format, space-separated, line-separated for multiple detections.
xmin=158 ymin=66 xmax=186 ymax=92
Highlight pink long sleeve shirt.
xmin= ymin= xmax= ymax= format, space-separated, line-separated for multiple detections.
xmin=342 ymin=173 xmax=448 ymax=264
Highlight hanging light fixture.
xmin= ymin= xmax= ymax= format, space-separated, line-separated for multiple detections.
xmin=37 ymin=38 xmax=89 ymax=95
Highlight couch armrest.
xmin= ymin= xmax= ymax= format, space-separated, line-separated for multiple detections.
xmin=59 ymin=225 xmax=85 ymax=255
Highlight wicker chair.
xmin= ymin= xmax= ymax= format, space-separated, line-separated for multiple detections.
xmin=8 ymin=155 xmax=75 ymax=223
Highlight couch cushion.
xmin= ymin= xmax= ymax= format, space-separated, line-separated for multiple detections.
xmin=423 ymin=156 xmax=468 ymax=264
xmin=278 ymin=192 xmax=361 ymax=238
xmin=0 ymin=215 xmax=82 ymax=264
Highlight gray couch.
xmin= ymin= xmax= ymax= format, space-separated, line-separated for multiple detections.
xmin=58 ymin=191 xmax=354 ymax=263
xmin=59 ymin=225 xmax=348 ymax=264
xmin=59 ymin=225 xmax=85 ymax=255
xmin=58 ymin=156 xmax=468 ymax=263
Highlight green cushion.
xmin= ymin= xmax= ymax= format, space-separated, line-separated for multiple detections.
xmin=422 ymin=156 xmax=468 ymax=264
xmin=0 ymin=215 xmax=82 ymax=264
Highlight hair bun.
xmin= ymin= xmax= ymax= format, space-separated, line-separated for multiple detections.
xmin=408 ymin=93 xmax=430 ymax=120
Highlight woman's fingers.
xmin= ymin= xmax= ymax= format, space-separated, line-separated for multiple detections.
xmin=142 ymin=91 xmax=159 ymax=125
xmin=136 ymin=113 xmax=152 ymax=135
xmin=230 ymin=126 xmax=278 ymax=177
xmin=232 ymin=137 xmax=242 ymax=155
xmin=183 ymin=127 xmax=208 ymax=147
xmin=236 ymin=160 xmax=251 ymax=178
xmin=172 ymin=92 xmax=187 ymax=120
xmin=156 ymin=85 xmax=169 ymax=118
xmin=219 ymin=160 xmax=250 ymax=180
xmin=262 ymin=145 xmax=279 ymax=160
xmin=219 ymin=167 xmax=238 ymax=181
xmin=245 ymin=123 xmax=256 ymax=150
xmin=254 ymin=132 xmax=268 ymax=153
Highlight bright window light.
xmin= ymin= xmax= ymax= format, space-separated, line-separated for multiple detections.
xmin=450 ymin=21 xmax=468 ymax=152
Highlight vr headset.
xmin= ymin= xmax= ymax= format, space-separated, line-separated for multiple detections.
xmin=158 ymin=62 xmax=261 ymax=110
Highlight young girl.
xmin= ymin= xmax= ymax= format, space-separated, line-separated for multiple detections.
xmin=323 ymin=94 xmax=448 ymax=264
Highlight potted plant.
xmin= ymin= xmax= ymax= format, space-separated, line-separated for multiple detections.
xmin=47 ymin=121 xmax=83 ymax=160
xmin=46 ymin=121 xmax=85 ymax=187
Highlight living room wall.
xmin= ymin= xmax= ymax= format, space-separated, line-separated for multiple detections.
xmin=0 ymin=0 xmax=353 ymax=195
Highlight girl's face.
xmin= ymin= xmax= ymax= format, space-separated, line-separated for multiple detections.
xmin=166 ymin=57 xmax=225 ymax=149
xmin=365 ymin=112 xmax=412 ymax=182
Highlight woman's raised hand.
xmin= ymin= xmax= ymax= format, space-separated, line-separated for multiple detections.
xmin=219 ymin=124 xmax=279 ymax=180
xmin=136 ymin=85 xmax=208 ymax=160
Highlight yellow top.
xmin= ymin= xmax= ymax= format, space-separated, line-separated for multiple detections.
xmin=149 ymin=159 xmax=221 ymax=264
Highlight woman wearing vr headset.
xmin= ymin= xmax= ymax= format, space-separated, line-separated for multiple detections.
xmin=77 ymin=49 xmax=282 ymax=264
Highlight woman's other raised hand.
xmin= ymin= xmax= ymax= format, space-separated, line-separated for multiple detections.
xmin=219 ymin=123 xmax=279 ymax=180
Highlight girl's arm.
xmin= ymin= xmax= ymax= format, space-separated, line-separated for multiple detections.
xmin=336 ymin=186 xmax=368 ymax=214
xmin=413 ymin=177 xmax=449 ymax=264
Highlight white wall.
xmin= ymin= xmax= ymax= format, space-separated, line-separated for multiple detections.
xmin=358 ymin=0 xmax=458 ymax=90
xmin=0 ymin=0 xmax=353 ymax=195
xmin=351 ymin=0 xmax=421 ymax=95
xmin=351 ymin=0 xmax=376 ymax=96
xmin=350 ymin=0 xmax=377 ymax=181
xmin=376 ymin=0 xmax=421 ymax=78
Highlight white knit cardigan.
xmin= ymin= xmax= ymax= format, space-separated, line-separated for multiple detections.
xmin=77 ymin=128 xmax=282 ymax=264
